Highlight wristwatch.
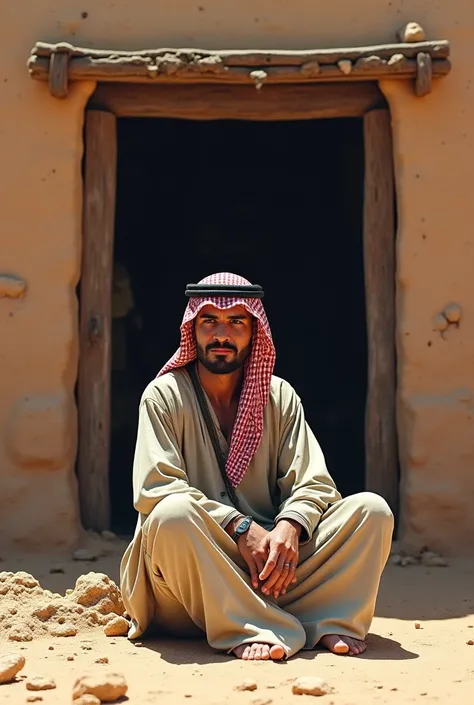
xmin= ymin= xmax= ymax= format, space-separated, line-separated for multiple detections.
xmin=232 ymin=515 xmax=253 ymax=542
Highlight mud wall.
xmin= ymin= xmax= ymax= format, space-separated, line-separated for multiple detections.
xmin=0 ymin=1 xmax=473 ymax=554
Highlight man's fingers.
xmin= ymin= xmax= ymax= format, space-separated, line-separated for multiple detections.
xmin=281 ymin=560 xmax=298 ymax=593
xmin=246 ymin=559 xmax=260 ymax=589
xmin=270 ymin=553 xmax=298 ymax=597
xmin=270 ymin=572 xmax=288 ymax=597
xmin=262 ymin=552 xmax=287 ymax=592
xmin=267 ymin=565 xmax=289 ymax=596
xmin=253 ymin=542 xmax=269 ymax=586
xmin=254 ymin=554 xmax=266 ymax=578
xmin=248 ymin=554 xmax=266 ymax=590
xmin=259 ymin=546 xmax=281 ymax=581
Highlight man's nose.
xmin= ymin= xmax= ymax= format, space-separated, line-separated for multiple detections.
xmin=213 ymin=322 xmax=230 ymax=341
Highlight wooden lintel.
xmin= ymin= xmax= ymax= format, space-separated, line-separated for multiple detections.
xmin=30 ymin=39 xmax=450 ymax=63
xmin=90 ymin=82 xmax=386 ymax=120
xmin=28 ymin=54 xmax=450 ymax=86
xmin=27 ymin=36 xmax=451 ymax=99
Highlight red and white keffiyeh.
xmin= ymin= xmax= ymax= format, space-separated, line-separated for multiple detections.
xmin=157 ymin=272 xmax=276 ymax=487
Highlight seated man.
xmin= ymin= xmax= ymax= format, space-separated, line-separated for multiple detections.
xmin=120 ymin=272 xmax=393 ymax=661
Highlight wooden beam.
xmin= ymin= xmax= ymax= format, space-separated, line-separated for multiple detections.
xmin=78 ymin=110 xmax=117 ymax=532
xmin=90 ymin=82 xmax=385 ymax=120
xmin=31 ymin=39 xmax=451 ymax=63
xmin=363 ymin=108 xmax=398 ymax=513
xmin=27 ymin=38 xmax=451 ymax=99
xmin=28 ymin=54 xmax=451 ymax=86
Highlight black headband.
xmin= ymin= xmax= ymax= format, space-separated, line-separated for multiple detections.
xmin=185 ymin=283 xmax=264 ymax=299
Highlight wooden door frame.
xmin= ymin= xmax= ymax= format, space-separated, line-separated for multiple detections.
xmin=78 ymin=80 xmax=398 ymax=531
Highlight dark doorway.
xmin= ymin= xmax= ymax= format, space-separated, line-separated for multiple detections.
xmin=110 ymin=117 xmax=367 ymax=534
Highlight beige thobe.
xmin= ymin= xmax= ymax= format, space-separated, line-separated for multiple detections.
xmin=120 ymin=368 xmax=393 ymax=657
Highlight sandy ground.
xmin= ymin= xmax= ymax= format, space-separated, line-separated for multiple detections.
xmin=1 ymin=538 xmax=473 ymax=705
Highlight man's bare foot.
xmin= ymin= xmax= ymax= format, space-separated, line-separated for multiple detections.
xmin=233 ymin=643 xmax=286 ymax=661
xmin=320 ymin=635 xmax=366 ymax=656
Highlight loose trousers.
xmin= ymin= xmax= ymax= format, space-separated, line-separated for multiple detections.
xmin=139 ymin=492 xmax=393 ymax=657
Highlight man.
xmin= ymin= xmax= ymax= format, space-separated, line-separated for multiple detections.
xmin=120 ymin=272 xmax=393 ymax=661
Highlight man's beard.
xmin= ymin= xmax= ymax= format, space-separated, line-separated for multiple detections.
xmin=197 ymin=342 xmax=252 ymax=375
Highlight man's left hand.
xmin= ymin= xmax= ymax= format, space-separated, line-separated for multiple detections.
xmin=258 ymin=519 xmax=301 ymax=599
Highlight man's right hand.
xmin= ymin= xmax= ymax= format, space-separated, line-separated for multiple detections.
xmin=226 ymin=517 xmax=269 ymax=589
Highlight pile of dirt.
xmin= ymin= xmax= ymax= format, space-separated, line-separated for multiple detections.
xmin=0 ymin=571 xmax=129 ymax=642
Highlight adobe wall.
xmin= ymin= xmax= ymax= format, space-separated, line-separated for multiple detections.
xmin=0 ymin=1 xmax=472 ymax=554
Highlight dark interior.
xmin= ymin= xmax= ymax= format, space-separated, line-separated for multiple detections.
xmin=110 ymin=116 xmax=367 ymax=535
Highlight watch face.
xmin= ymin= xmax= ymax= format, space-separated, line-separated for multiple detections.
xmin=237 ymin=517 xmax=251 ymax=533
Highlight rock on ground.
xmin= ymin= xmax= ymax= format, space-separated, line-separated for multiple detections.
xmin=74 ymin=696 xmax=101 ymax=705
xmin=50 ymin=623 xmax=78 ymax=637
xmin=26 ymin=675 xmax=57 ymax=691
xmin=104 ymin=615 xmax=129 ymax=637
xmin=8 ymin=628 xmax=33 ymax=642
xmin=73 ymin=549 xmax=98 ymax=562
xmin=49 ymin=564 xmax=65 ymax=574
xmin=0 ymin=570 xmax=124 ymax=641
xmin=421 ymin=551 xmax=448 ymax=567
xmin=72 ymin=673 xmax=128 ymax=702
xmin=0 ymin=653 xmax=26 ymax=684
xmin=292 ymin=677 xmax=332 ymax=696
xmin=71 ymin=573 xmax=124 ymax=616
xmin=234 ymin=679 xmax=258 ymax=692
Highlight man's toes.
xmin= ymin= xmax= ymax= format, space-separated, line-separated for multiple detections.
xmin=320 ymin=635 xmax=350 ymax=654
xmin=353 ymin=639 xmax=366 ymax=655
xmin=233 ymin=643 xmax=285 ymax=661
xmin=269 ymin=644 xmax=286 ymax=660
xmin=345 ymin=638 xmax=366 ymax=655
xmin=236 ymin=645 xmax=253 ymax=660
xmin=320 ymin=634 xmax=367 ymax=656
xmin=346 ymin=638 xmax=358 ymax=655
xmin=242 ymin=645 xmax=251 ymax=660
xmin=246 ymin=644 xmax=256 ymax=660
xmin=334 ymin=639 xmax=350 ymax=654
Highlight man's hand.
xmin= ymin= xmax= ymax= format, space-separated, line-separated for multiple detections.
xmin=226 ymin=517 xmax=270 ymax=589
xmin=259 ymin=519 xmax=301 ymax=599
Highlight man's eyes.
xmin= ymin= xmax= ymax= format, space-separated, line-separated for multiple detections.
xmin=202 ymin=318 xmax=245 ymax=324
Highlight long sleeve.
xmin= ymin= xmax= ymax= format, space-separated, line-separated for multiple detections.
xmin=133 ymin=397 xmax=241 ymax=528
xmin=274 ymin=391 xmax=342 ymax=544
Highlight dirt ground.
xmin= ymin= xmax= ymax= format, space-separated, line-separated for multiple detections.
xmin=1 ymin=536 xmax=473 ymax=705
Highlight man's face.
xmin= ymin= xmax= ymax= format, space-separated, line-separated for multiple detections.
xmin=195 ymin=304 xmax=253 ymax=375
